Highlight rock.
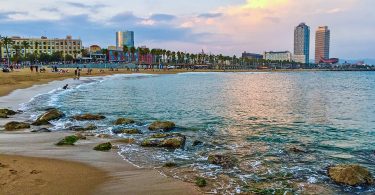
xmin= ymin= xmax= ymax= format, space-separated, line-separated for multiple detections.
xmin=69 ymin=124 xmax=97 ymax=132
xmin=0 ymin=109 xmax=17 ymax=117
xmin=74 ymin=133 xmax=87 ymax=140
xmin=56 ymin=135 xmax=79 ymax=146
xmin=97 ymin=134 xmax=112 ymax=139
xmin=72 ymin=114 xmax=106 ymax=121
xmin=163 ymin=162 xmax=178 ymax=167
xmin=32 ymin=108 xmax=64 ymax=126
xmin=4 ymin=121 xmax=30 ymax=131
xmin=328 ymin=164 xmax=374 ymax=186
xmin=93 ymin=142 xmax=112 ymax=151
xmin=148 ymin=121 xmax=176 ymax=131
xmin=195 ymin=177 xmax=207 ymax=187
xmin=114 ymin=118 xmax=135 ymax=125
xmin=288 ymin=146 xmax=306 ymax=153
xmin=115 ymin=138 xmax=136 ymax=144
xmin=141 ymin=133 xmax=186 ymax=149
xmin=113 ymin=128 xmax=142 ymax=134
xmin=208 ymin=153 xmax=238 ymax=168
xmin=31 ymin=128 xmax=51 ymax=133
xmin=192 ymin=140 xmax=203 ymax=146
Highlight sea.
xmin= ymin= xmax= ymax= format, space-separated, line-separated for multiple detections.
xmin=18 ymin=71 xmax=375 ymax=194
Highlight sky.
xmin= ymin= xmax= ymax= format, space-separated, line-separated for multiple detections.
xmin=0 ymin=0 xmax=374 ymax=60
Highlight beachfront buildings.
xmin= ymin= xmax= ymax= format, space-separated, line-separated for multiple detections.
xmin=242 ymin=52 xmax=263 ymax=60
xmin=116 ymin=31 xmax=135 ymax=48
xmin=315 ymin=26 xmax=330 ymax=64
xmin=294 ymin=23 xmax=310 ymax=64
xmin=264 ymin=51 xmax=292 ymax=62
xmin=0 ymin=35 xmax=82 ymax=59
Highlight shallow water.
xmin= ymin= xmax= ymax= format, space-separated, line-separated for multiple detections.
xmin=21 ymin=71 xmax=375 ymax=194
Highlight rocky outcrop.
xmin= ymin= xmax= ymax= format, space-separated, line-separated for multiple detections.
xmin=328 ymin=164 xmax=374 ymax=186
xmin=56 ymin=135 xmax=79 ymax=146
xmin=148 ymin=121 xmax=176 ymax=131
xmin=0 ymin=109 xmax=17 ymax=118
xmin=31 ymin=128 xmax=51 ymax=133
xmin=69 ymin=124 xmax=97 ymax=132
xmin=93 ymin=142 xmax=112 ymax=151
xmin=4 ymin=121 xmax=30 ymax=131
xmin=113 ymin=128 xmax=142 ymax=134
xmin=72 ymin=114 xmax=106 ymax=121
xmin=32 ymin=108 xmax=64 ymax=126
xmin=114 ymin=118 xmax=135 ymax=125
xmin=141 ymin=133 xmax=186 ymax=149
xmin=208 ymin=153 xmax=238 ymax=168
xmin=114 ymin=138 xmax=136 ymax=144
xmin=192 ymin=140 xmax=203 ymax=146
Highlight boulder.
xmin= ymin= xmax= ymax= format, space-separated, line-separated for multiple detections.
xmin=97 ymin=134 xmax=112 ymax=139
xmin=114 ymin=118 xmax=135 ymax=125
xmin=72 ymin=114 xmax=105 ymax=121
xmin=0 ymin=113 xmax=8 ymax=118
xmin=163 ymin=162 xmax=178 ymax=167
xmin=69 ymin=124 xmax=97 ymax=132
xmin=93 ymin=142 xmax=112 ymax=151
xmin=31 ymin=128 xmax=52 ymax=133
xmin=113 ymin=128 xmax=142 ymax=134
xmin=32 ymin=108 xmax=64 ymax=126
xmin=148 ymin=121 xmax=176 ymax=132
xmin=141 ymin=133 xmax=186 ymax=149
xmin=287 ymin=146 xmax=306 ymax=153
xmin=328 ymin=164 xmax=374 ymax=186
xmin=208 ymin=153 xmax=238 ymax=168
xmin=4 ymin=121 xmax=30 ymax=131
xmin=192 ymin=140 xmax=203 ymax=146
xmin=56 ymin=135 xmax=79 ymax=146
xmin=74 ymin=133 xmax=87 ymax=140
xmin=195 ymin=177 xmax=207 ymax=187
xmin=0 ymin=108 xmax=17 ymax=116
xmin=115 ymin=138 xmax=136 ymax=144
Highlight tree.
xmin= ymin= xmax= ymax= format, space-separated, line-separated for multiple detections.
xmin=12 ymin=45 xmax=21 ymax=63
xmin=21 ymin=41 xmax=30 ymax=57
xmin=130 ymin=46 xmax=136 ymax=62
xmin=1 ymin=37 xmax=14 ymax=65
xmin=65 ymin=54 xmax=74 ymax=62
xmin=51 ymin=51 xmax=63 ymax=62
xmin=39 ymin=53 xmax=51 ymax=63
xmin=123 ymin=45 xmax=129 ymax=62
xmin=114 ymin=51 xmax=119 ymax=61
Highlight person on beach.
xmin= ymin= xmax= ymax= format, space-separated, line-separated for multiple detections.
xmin=63 ymin=84 xmax=69 ymax=90
xmin=74 ymin=68 xmax=78 ymax=79
xmin=77 ymin=69 xmax=81 ymax=79
xmin=35 ymin=65 xmax=39 ymax=72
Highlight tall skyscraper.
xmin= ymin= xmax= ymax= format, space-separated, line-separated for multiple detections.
xmin=116 ymin=31 xmax=134 ymax=48
xmin=315 ymin=26 xmax=330 ymax=64
xmin=294 ymin=23 xmax=310 ymax=64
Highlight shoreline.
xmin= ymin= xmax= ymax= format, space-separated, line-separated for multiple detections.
xmin=0 ymin=74 xmax=201 ymax=194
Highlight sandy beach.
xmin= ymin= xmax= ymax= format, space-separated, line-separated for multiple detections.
xmin=0 ymin=71 xmax=201 ymax=195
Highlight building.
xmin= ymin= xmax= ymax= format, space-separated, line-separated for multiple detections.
xmin=116 ymin=31 xmax=134 ymax=48
xmin=315 ymin=26 xmax=330 ymax=64
xmin=0 ymin=35 xmax=82 ymax=59
xmin=107 ymin=46 xmax=126 ymax=61
xmin=242 ymin=52 xmax=263 ymax=60
xmin=294 ymin=23 xmax=310 ymax=64
xmin=264 ymin=51 xmax=292 ymax=61
xmin=89 ymin=45 xmax=101 ymax=53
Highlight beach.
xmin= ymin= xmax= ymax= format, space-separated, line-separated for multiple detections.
xmin=0 ymin=71 xmax=201 ymax=195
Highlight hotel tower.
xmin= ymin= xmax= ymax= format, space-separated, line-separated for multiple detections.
xmin=315 ymin=26 xmax=330 ymax=64
xmin=294 ymin=23 xmax=310 ymax=64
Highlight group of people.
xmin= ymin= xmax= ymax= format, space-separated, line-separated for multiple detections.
xmin=74 ymin=67 xmax=81 ymax=79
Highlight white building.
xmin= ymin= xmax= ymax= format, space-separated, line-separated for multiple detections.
xmin=263 ymin=51 xmax=292 ymax=62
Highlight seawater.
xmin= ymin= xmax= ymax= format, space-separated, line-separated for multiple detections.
xmin=21 ymin=72 xmax=375 ymax=194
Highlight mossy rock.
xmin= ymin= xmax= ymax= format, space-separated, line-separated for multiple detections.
xmin=195 ymin=177 xmax=207 ymax=187
xmin=163 ymin=162 xmax=178 ymax=167
xmin=4 ymin=121 xmax=30 ymax=131
xmin=97 ymin=134 xmax=112 ymax=139
xmin=114 ymin=118 xmax=135 ymax=125
xmin=70 ymin=124 xmax=97 ymax=132
xmin=328 ymin=164 xmax=374 ymax=186
xmin=208 ymin=153 xmax=238 ymax=168
xmin=32 ymin=108 xmax=64 ymax=126
xmin=115 ymin=138 xmax=136 ymax=144
xmin=74 ymin=133 xmax=87 ymax=140
xmin=148 ymin=121 xmax=176 ymax=131
xmin=56 ymin=135 xmax=79 ymax=146
xmin=141 ymin=134 xmax=186 ymax=149
xmin=113 ymin=128 xmax=142 ymax=134
xmin=0 ymin=113 xmax=8 ymax=118
xmin=72 ymin=114 xmax=106 ymax=121
xmin=94 ymin=142 xmax=112 ymax=151
xmin=0 ymin=108 xmax=17 ymax=116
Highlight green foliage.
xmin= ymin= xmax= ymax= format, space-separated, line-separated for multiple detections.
xmin=56 ymin=135 xmax=79 ymax=146
xmin=93 ymin=142 xmax=112 ymax=151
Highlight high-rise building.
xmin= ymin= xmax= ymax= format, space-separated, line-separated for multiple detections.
xmin=116 ymin=31 xmax=134 ymax=48
xmin=294 ymin=23 xmax=310 ymax=64
xmin=315 ymin=26 xmax=330 ymax=64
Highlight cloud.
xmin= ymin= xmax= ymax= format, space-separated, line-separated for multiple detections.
xmin=149 ymin=14 xmax=176 ymax=21
xmin=198 ymin=13 xmax=223 ymax=18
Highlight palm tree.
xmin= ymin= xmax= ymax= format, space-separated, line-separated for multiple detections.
xmin=130 ymin=46 xmax=136 ymax=62
xmin=12 ymin=45 xmax=21 ymax=63
xmin=21 ymin=41 xmax=30 ymax=57
xmin=1 ymin=37 xmax=14 ymax=65
xmin=34 ymin=41 xmax=39 ymax=54
xmin=123 ymin=45 xmax=128 ymax=62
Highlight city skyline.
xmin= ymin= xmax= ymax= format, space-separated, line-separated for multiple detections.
xmin=0 ymin=0 xmax=374 ymax=60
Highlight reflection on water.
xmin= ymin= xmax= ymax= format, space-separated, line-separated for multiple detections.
xmin=23 ymin=72 xmax=375 ymax=194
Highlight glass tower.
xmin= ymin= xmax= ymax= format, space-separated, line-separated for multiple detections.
xmin=294 ymin=23 xmax=310 ymax=64
xmin=116 ymin=31 xmax=134 ymax=48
